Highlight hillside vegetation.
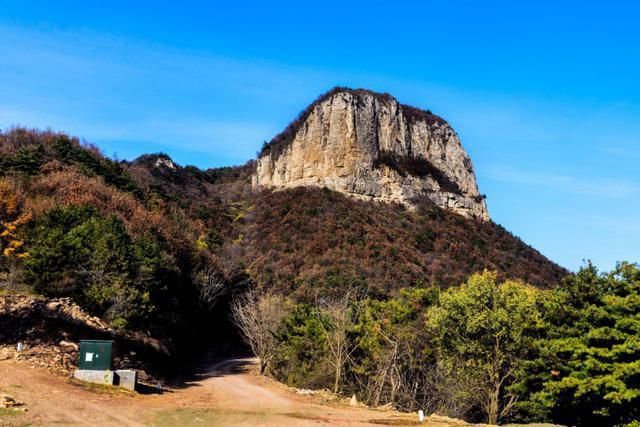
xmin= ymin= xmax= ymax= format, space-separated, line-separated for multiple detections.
xmin=0 ymin=128 xmax=244 ymax=355
xmin=235 ymin=264 xmax=640 ymax=425
xmin=234 ymin=187 xmax=565 ymax=299
xmin=3 ymin=127 xmax=638 ymax=425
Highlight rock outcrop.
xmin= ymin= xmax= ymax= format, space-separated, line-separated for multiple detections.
xmin=252 ymin=88 xmax=489 ymax=220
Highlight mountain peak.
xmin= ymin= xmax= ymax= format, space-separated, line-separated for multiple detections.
xmin=260 ymin=87 xmax=447 ymax=158
xmin=253 ymin=88 xmax=489 ymax=220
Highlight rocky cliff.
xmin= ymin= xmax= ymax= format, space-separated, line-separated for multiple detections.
xmin=253 ymin=87 xmax=489 ymax=220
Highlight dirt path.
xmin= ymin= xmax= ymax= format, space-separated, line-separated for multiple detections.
xmin=0 ymin=359 xmax=145 ymax=426
xmin=0 ymin=357 xmax=420 ymax=426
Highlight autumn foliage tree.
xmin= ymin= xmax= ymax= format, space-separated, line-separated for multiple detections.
xmin=0 ymin=179 xmax=30 ymax=261
xmin=231 ymin=290 xmax=289 ymax=374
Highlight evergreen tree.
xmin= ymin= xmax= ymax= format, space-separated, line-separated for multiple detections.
xmin=518 ymin=263 xmax=640 ymax=426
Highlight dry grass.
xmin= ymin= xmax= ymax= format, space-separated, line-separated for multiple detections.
xmin=67 ymin=378 xmax=136 ymax=397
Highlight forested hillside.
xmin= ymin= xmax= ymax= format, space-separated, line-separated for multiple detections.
xmin=0 ymin=128 xmax=246 ymax=356
xmin=0 ymin=127 xmax=565 ymax=315
xmin=9 ymin=127 xmax=639 ymax=426
xmin=234 ymin=187 xmax=565 ymax=299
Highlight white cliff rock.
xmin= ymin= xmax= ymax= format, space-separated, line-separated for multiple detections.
xmin=252 ymin=88 xmax=489 ymax=220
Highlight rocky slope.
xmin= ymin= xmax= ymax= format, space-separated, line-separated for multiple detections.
xmin=253 ymin=88 xmax=489 ymax=220
xmin=0 ymin=294 xmax=169 ymax=381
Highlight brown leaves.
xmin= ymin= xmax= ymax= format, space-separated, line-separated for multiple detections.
xmin=236 ymin=187 xmax=566 ymax=299
xmin=0 ymin=178 xmax=31 ymax=259
xmin=26 ymin=164 xmax=171 ymax=239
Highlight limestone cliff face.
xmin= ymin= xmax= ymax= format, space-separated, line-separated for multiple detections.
xmin=252 ymin=88 xmax=489 ymax=220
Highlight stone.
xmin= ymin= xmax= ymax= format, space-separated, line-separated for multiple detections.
xmin=253 ymin=88 xmax=489 ymax=221
xmin=73 ymin=369 xmax=114 ymax=386
xmin=1 ymin=394 xmax=25 ymax=408
xmin=114 ymin=370 xmax=138 ymax=391
xmin=349 ymin=394 xmax=358 ymax=406
xmin=59 ymin=340 xmax=78 ymax=350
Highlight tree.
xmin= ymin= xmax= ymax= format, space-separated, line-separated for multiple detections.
xmin=231 ymin=289 xmax=289 ymax=375
xmin=350 ymin=287 xmax=437 ymax=410
xmin=272 ymin=303 xmax=328 ymax=387
xmin=0 ymin=179 xmax=30 ymax=260
xmin=427 ymin=271 xmax=542 ymax=424
xmin=315 ymin=289 xmax=365 ymax=393
xmin=25 ymin=207 xmax=131 ymax=299
xmin=196 ymin=268 xmax=226 ymax=308
xmin=518 ymin=262 xmax=640 ymax=426
xmin=23 ymin=206 xmax=175 ymax=330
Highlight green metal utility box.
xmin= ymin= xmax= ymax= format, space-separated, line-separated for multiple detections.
xmin=78 ymin=340 xmax=114 ymax=370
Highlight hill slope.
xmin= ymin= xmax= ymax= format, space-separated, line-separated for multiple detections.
xmin=230 ymin=187 xmax=565 ymax=298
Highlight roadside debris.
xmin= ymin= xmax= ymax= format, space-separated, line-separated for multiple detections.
xmin=1 ymin=394 xmax=27 ymax=412
xmin=295 ymin=388 xmax=319 ymax=396
xmin=349 ymin=394 xmax=358 ymax=407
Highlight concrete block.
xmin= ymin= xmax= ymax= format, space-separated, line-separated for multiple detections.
xmin=73 ymin=369 xmax=114 ymax=386
xmin=114 ymin=370 xmax=138 ymax=391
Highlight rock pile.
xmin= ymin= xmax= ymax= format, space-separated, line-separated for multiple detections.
xmin=0 ymin=295 xmax=111 ymax=375
xmin=0 ymin=294 xmax=167 ymax=382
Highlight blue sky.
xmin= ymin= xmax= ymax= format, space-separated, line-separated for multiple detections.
xmin=1 ymin=1 xmax=639 ymax=272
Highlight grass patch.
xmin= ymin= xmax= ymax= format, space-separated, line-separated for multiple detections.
xmin=0 ymin=286 xmax=38 ymax=297
xmin=68 ymin=378 xmax=135 ymax=397
xmin=150 ymin=409 xmax=281 ymax=427
xmin=0 ymin=407 xmax=23 ymax=417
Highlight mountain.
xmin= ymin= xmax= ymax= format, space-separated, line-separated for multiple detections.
xmin=254 ymin=87 xmax=489 ymax=220
xmin=0 ymin=88 xmax=568 ymax=352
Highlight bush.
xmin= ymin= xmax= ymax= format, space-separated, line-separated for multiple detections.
xmin=24 ymin=206 xmax=178 ymax=329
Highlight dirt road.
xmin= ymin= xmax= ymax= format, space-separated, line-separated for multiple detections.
xmin=0 ymin=357 xmax=420 ymax=426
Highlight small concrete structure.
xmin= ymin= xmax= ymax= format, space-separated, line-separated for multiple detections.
xmin=73 ymin=369 xmax=138 ymax=391
xmin=114 ymin=370 xmax=137 ymax=391
xmin=74 ymin=369 xmax=114 ymax=386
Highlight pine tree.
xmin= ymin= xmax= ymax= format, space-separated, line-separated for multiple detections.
xmin=519 ymin=263 xmax=640 ymax=426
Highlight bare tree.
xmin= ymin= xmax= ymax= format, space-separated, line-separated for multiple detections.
xmin=231 ymin=289 xmax=288 ymax=375
xmin=77 ymin=250 xmax=116 ymax=290
xmin=315 ymin=289 xmax=366 ymax=394
xmin=195 ymin=267 xmax=227 ymax=309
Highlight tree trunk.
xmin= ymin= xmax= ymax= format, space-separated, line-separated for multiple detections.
xmin=487 ymin=382 xmax=500 ymax=425
xmin=333 ymin=360 xmax=341 ymax=394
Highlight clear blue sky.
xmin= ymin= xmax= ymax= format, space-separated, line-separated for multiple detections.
xmin=1 ymin=1 xmax=639 ymax=272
